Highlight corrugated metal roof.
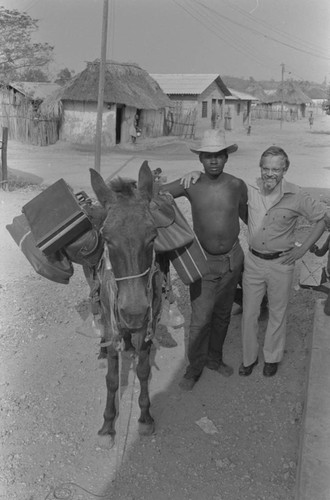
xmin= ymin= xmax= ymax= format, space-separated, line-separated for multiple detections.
xmin=10 ymin=82 xmax=61 ymax=100
xmin=150 ymin=74 xmax=222 ymax=95
xmin=227 ymin=88 xmax=259 ymax=101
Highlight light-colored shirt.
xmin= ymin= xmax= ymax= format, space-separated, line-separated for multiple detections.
xmin=247 ymin=178 xmax=325 ymax=253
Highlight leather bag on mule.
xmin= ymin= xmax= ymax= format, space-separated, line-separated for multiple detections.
xmin=150 ymin=192 xmax=195 ymax=253
xmin=6 ymin=214 xmax=74 ymax=284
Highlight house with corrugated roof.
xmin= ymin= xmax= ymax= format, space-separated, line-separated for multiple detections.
xmin=41 ymin=60 xmax=172 ymax=147
xmin=0 ymin=81 xmax=61 ymax=145
xmin=151 ymin=73 xmax=257 ymax=136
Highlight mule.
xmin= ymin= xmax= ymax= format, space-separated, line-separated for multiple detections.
xmin=89 ymin=161 xmax=164 ymax=445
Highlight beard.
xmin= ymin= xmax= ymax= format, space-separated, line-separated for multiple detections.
xmin=262 ymin=177 xmax=279 ymax=192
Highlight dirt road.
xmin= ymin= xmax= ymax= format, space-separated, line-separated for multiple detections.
xmin=1 ymin=116 xmax=330 ymax=500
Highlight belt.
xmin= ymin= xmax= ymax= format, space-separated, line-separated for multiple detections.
xmin=250 ymin=248 xmax=284 ymax=260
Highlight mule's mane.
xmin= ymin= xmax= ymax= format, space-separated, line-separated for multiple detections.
xmin=108 ymin=177 xmax=137 ymax=197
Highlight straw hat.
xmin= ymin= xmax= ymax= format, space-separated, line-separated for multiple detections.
xmin=191 ymin=129 xmax=238 ymax=155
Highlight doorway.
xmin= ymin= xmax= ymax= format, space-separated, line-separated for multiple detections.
xmin=116 ymin=106 xmax=123 ymax=144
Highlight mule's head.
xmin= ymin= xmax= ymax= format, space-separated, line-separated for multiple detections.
xmin=90 ymin=161 xmax=157 ymax=331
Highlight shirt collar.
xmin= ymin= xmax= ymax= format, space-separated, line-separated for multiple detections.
xmin=253 ymin=177 xmax=299 ymax=194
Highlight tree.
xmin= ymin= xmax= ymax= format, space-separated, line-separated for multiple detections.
xmin=55 ymin=68 xmax=75 ymax=85
xmin=0 ymin=7 xmax=53 ymax=82
xmin=19 ymin=68 xmax=49 ymax=82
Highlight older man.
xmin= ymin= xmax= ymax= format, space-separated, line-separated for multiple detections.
xmin=240 ymin=146 xmax=325 ymax=377
xmin=160 ymin=129 xmax=247 ymax=390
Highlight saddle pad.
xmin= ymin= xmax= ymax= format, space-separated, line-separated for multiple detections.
xmin=22 ymin=179 xmax=92 ymax=255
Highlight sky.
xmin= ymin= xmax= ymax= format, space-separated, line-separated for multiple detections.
xmin=2 ymin=0 xmax=330 ymax=84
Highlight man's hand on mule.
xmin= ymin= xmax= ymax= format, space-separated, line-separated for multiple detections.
xmin=180 ymin=171 xmax=202 ymax=189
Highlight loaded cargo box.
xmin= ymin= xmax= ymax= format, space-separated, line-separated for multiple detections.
xmin=22 ymin=178 xmax=92 ymax=256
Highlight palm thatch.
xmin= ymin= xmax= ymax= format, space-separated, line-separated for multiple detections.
xmin=245 ymin=82 xmax=267 ymax=101
xmin=60 ymin=60 xmax=172 ymax=110
xmin=262 ymin=81 xmax=312 ymax=105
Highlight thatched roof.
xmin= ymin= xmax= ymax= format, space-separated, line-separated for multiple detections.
xmin=262 ymin=81 xmax=312 ymax=104
xmin=60 ymin=60 xmax=172 ymax=110
xmin=303 ymin=86 xmax=327 ymax=100
xmin=245 ymin=82 xmax=267 ymax=101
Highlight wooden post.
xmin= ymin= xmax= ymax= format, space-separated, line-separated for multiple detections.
xmin=94 ymin=0 xmax=109 ymax=173
xmin=280 ymin=63 xmax=285 ymax=129
xmin=1 ymin=127 xmax=8 ymax=190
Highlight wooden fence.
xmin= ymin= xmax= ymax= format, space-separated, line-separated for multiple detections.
xmin=0 ymin=98 xmax=59 ymax=146
xmin=165 ymin=103 xmax=197 ymax=138
xmin=251 ymin=106 xmax=300 ymax=121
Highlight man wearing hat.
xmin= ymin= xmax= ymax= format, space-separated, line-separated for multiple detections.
xmin=160 ymin=129 xmax=247 ymax=390
xmin=182 ymin=145 xmax=326 ymax=379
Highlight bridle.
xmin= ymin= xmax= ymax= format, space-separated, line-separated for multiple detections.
xmin=98 ymin=242 xmax=157 ymax=350
xmin=104 ymin=243 xmax=151 ymax=281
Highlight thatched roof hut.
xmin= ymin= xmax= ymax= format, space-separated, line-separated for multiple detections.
xmin=40 ymin=60 xmax=173 ymax=146
xmin=245 ymin=82 xmax=267 ymax=101
xmin=60 ymin=60 xmax=172 ymax=110
xmin=262 ymin=81 xmax=312 ymax=105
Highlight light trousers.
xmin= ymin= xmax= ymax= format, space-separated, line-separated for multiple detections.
xmin=241 ymin=251 xmax=295 ymax=366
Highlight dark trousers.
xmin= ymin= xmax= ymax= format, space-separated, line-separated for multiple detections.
xmin=185 ymin=241 xmax=244 ymax=380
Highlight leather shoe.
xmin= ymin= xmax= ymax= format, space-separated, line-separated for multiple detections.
xmin=206 ymin=360 xmax=234 ymax=377
xmin=238 ymin=358 xmax=258 ymax=376
xmin=263 ymin=362 xmax=278 ymax=377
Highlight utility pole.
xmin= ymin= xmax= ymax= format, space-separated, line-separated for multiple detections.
xmin=94 ymin=0 xmax=109 ymax=173
xmin=280 ymin=63 xmax=285 ymax=129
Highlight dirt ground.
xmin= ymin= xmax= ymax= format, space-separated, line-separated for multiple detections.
xmin=1 ymin=116 xmax=330 ymax=500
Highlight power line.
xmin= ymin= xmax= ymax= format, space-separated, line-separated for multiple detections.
xmin=217 ymin=0 xmax=330 ymax=57
xmin=173 ymin=0 xmax=276 ymax=70
xmin=173 ymin=0 xmax=288 ymax=75
xmin=193 ymin=0 xmax=330 ymax=61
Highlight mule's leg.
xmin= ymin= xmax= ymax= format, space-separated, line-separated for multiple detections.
xmin=136 ymin=343 xmax=155 ymax=436
xmin=98 ymin=346 xmax=118 ymax=443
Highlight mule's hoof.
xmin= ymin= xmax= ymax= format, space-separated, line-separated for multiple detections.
xmin=138 ymin=421 xmax=155 ymax=436
xmin=96 ymin=433 xmax=115 ymax=450
xmin=98 ymin=422 xmax=115 ymax=437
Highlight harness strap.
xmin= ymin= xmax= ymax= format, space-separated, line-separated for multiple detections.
xmin=98 ymin=244 xmax=158 ymax=350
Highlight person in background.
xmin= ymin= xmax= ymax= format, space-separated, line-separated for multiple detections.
xmin=160 ymin=129 xmax=247 ymax=391
xmin=239 ymin=146 xmax=326 ymax=377
xmin=129 ymin=117 xmax=137 ymax=144
xmin=308 ymin=112 xmax=314 ymax=130
xmin=309 ymin=229 xmax=330 ymax=316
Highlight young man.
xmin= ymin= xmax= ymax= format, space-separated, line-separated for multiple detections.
xmin=160 ymin=129 xmax=247 ymax=390
xmin=240 ymin=146 xmax=325 ymax=377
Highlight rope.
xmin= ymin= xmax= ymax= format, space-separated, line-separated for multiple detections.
xmin=44 ymin=481 xmax=111 ymax=499
xmin=115 ymin=266 xmax=150 ymax=281
xmin=115 ymin=354 xmax=137 ymax=482
xmin=115 ymin=349 xmax=123 ymax=480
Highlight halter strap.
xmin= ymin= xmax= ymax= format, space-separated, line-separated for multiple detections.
xmin=103 ymin=243 xmax=150 ymax=281
xmin=115 ymin=267 xmax=150 ymax=281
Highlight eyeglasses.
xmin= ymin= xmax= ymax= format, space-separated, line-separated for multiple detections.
xmin=260 ymin=167 xmax=284 ymax=174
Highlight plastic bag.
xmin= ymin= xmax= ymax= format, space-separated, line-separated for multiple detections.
xmin=159 ymin=299 xmax=185 ymax=327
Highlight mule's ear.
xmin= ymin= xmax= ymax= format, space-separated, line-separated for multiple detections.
xmin=90 ymin=168 xmax=113 ymax=206
xmin=138 ymin=161 xmax=153 ymax=201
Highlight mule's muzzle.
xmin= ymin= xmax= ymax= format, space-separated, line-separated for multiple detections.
xmin=118 ymin=307 xmax=150 ymax=331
